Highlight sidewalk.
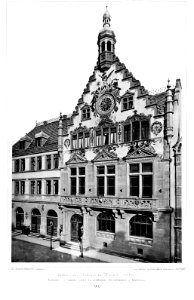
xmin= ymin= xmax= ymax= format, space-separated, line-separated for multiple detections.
xmin=12 ymin=232 xmax=140 ymax=263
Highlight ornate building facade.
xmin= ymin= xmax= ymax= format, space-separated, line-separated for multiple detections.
xmin=12 ymin=8 xmax=182 ymax=262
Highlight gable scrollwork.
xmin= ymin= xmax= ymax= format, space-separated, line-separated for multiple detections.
xmin=124 ymin=140 xmax=157 ymax=160
xmin=71 ymin=124 xmax=89 ymax=135
xmin=66 ymin=152 xmax=88 ymax=165
xmin=123 ymin=112 xmax=151 ymax=125
xmin=92 ymin=149 xmax=119 ymax=163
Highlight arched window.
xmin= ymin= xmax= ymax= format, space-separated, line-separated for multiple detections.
xmin=31 ymin=208 xmax=41 ymax=233
xmin=97 ymin=211 xmax=115 ymax=233
xmin=102 ymin=41 xmax=105 ymax=52
xmin=16 ymin=207 xmax=24 ymax=230
xmin=107 ymin=41 xmax=111 ymax=51
xmin=130 ymin=214 xmax=153 ymax=238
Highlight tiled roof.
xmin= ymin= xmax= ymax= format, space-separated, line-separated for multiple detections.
xmin=12 ymin=120 xmax=59 ymax=157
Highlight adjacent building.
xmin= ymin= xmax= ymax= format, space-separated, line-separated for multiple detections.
xmin=12 ymin=8 xmax=182 ymax=262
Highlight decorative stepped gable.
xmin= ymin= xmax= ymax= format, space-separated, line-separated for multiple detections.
xmin=66 ymin=152 xmax=88 ymax=165
xmin=92 ymin=149 xmax=118 ymax=162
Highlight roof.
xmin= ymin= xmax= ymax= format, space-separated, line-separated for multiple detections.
xmin=12 ymin=120 xmax=59 ymax=157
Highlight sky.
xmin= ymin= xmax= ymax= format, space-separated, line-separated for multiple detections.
xmin=4 ymin=0 xmax=187 ymax=146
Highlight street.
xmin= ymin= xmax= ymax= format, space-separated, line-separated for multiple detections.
xmin=11 ymin=239 xmax=103 ymax=263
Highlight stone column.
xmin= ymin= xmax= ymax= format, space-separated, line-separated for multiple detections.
xmin=60 ymin=209 xmax=70 ymax=244
xmin=82 ymin=207 xmax=89 ymax=249
xmin=40 ymin=206 xmax=47 ymax=236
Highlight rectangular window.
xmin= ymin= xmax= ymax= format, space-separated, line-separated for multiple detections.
xmin=107 ymin=176 xmax=115 ymax=195
xmin=122 ymin=96 xmax=133 ymax=111
xmin=96 ymin=130 xmax=101 ymax=146
xmin=15 ymin=160 xmax=20 ymax=173
xmin=110 ymin=127 xmax=116 ymax=144
xmin=70 ymin=177 xmax=76 ymax=195
xmin=103 ymin=128 xmax=109 ymax=145
xmin=46 ymin=155 xmax=51 ymax=169
xmin=130 ymin=176 xmax=139 ymax=196
xmin=130 ymin=164 xmax=139 ymax=173
xmin=124 ymin=124 xmax=131 ymax=142
xmin=31 ymin=181 xmax=35 ymax=195
xmin=70 ymin=167 xmax=85 ymax=195
xmin=21 ymin=181 xmax=25 ymax=194
xmin=31 ymin=157 xmax=35 ymax=171
xmin=46 ymin=180 xmax=51 ymax=194
xmin=37 ymin=180 xmax=42 ymax=194
xmin=97 ymin=166 xmax=105 ymax=174
xmin=82 ymin=108 xmax=90 ymax=120
xmin=107 ymin=165 xmax=115 ymax=174
xmin=20 ymin=159 xmax=25 ymax=172
xmin=15 ymin=181 xmax=19 ymax=194
xmin=129 ymin=163 xmax=153 ymax=198
xmin=78 ymin=132 xmax=84 ymax=148
xmin=53 ymin=180 xmax=59 ymax=195
xmin=141 ymin=121 xmax=149 ymax=140
xmin=71 ymin=168 xmax=77 ymax=176
xmin=97 ymin=165 xmax=115 ymax=196
xmin=79 ymin=177 xmax=85 ymax=194
xmin=85 ymin=132 xmax=90 ymax=148
xmin=54 ymin=154 xmax=59 ymax=169
xmin=132 ymin=121 xmax=140 ymax=141
xmin=142 ymin=175 xmax=152 ymax=198
xmin=97 ymin=176 xmax=104 ymax=196
xmin=37 ymin=156 xmax=42 ymax=170
xmin=35 ymin=138 xmax=41 ymax=147
xmin=72 ymin=134 xmax=77 ymax=149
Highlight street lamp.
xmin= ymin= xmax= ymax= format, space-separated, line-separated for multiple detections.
xmin=50 ymin=220 xmax=54 ymax=250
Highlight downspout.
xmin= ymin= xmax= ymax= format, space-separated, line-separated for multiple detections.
xmin=165 ymin=79 xmax=173 ymax=262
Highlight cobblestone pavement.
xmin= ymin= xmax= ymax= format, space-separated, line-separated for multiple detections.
xmin=12 ymin=239 xmax=102 ymax=262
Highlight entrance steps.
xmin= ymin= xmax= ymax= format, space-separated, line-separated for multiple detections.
xmin=61 ymin=241 xmax=80 ymax=252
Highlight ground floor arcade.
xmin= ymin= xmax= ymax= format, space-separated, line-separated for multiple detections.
xmin=12 ymin=201 xmax=172 ymax=262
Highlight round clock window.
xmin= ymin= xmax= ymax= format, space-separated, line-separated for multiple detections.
xmin=96 ymin=94 xmax=115 ymax=115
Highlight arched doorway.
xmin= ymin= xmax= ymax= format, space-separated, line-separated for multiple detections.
xmin=31 ymin=208 xmax=41 ymax=234
xmin=16 ymin=207 xmax=24 ymax=230
xmin=47 ymin=210 xmax=58 ymax=236
xmin=71 ymin=214 xmax=83 ymax=242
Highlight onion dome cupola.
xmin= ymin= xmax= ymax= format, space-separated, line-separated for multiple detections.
xmin=97 ymin=7 xmax=116 ymax=71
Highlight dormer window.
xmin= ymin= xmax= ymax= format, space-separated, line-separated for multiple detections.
xmin=18 ymin=134 xmax=32 ymax=150
xmin=35 ymin=131 xmax=49 ymax=147
xmin=82 ymin=107 xmax=90 ymax=121
xmin=35 ymin=137 xmax=41 ymax=147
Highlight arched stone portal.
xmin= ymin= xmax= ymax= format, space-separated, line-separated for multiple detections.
xmin=71 ymin=214 xmax=83 ymax=242
xmin=47 ymin=210 xmax=58 ymax=236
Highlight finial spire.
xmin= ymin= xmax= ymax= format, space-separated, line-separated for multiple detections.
xmin=167 ymin=78 xmax=171 ymax=89
xmin=103 ymin=6 xmax=111 ymax=28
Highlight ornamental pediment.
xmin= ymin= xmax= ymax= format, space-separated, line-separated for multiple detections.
xmin=66 ymin=153 xmax=88 ymax=165
xmin=124 ymin=146 xmax=156 ymax=160
xmin=92 ymin=149 xmax=118 ymax=162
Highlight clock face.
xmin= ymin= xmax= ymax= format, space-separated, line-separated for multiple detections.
xmin=96 ymin=93 xmax=115 ymax=115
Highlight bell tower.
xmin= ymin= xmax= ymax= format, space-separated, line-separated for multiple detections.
xmin=97 ymin=7 xmax=116 ymax=71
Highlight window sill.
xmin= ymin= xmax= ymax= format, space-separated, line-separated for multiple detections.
xmin=129 ymin=236 xmax=153 ymax=246
xmin=96 ymin=231 xmax=115 ymax=240
xmin=121 ymin=108 xmax=134 ymax=112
